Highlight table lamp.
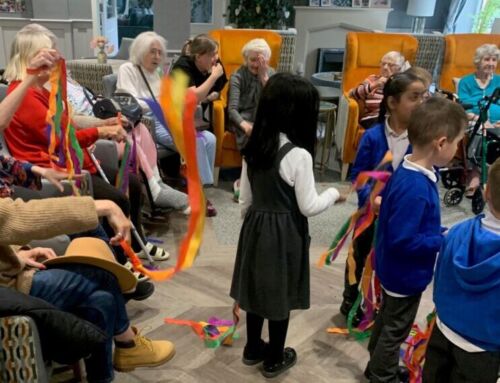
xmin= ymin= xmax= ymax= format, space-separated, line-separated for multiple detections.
xmin=407 ymin=0 xmax=436 ymax=34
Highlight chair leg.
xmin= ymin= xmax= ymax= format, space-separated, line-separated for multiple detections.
xmin=341 ymin=163 xmax=349 ymax=181
xmin=213 ymin=167 xmax=220 ymax=187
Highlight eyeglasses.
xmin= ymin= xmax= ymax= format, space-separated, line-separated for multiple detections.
xmin=380 ymin=61 xmax=400 ymax=69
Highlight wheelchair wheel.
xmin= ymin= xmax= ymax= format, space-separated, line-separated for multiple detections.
xmin=472 ymin=188 xmax=485 ymax=215
xmin=441 ymin=170 xmax=460 ymax=189
xmin=443 ymin=187 xmax=463 ymax=207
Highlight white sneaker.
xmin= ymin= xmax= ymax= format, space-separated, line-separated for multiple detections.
xmin=138 ymin=242 xmax=170 ymax=261
xmin=124 ymin=261 xmax=150 ymax=282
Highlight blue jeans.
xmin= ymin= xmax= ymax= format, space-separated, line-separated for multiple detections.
xmin=152 ymin=112 xmax=216 ymax=185
xmin=30 ymin=264 xmax=130 ymax=383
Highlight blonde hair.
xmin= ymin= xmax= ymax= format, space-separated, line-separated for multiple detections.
xmin=241 ymin=38 xmax=271 ymax=61
xmin=488 ymin=158 xmax=500 ymax=212
xmin=129 ymin=31 xmax=167 ymax=67
xmin=181 ymin=34 xmax=218 ymax=59
xmin=474 ymin=43 xmax=500 ymax=67
xmin=4 ymin=23 xmax=56 ymax=82
xmin=405 ymin=66 xmax=433 ymax=87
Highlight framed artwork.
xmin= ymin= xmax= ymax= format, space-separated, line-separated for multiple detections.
xmin=333 ymin=0 xmax=352 ymax=6
xmin=191 ymin=0 xmax=213 ymax=24
xmin=353 ymin=0 xmax=370 ymax=6
xmin=321 ymin=0 xmax=332 ymax=6
xmin=309 ymin=0 xmax=320 ymax=6
xmin=0 ymin=0 xmax=26 ymax=13
xmin=369 ymin=0 xmax=391 ymax=7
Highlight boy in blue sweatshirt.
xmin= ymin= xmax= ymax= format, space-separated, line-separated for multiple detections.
xmin=365 ymin=97 xmax=467 ymax=383
xmin=422 ymin=158 xmax=500 ymax=383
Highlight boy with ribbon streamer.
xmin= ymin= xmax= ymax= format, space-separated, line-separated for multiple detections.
xmin=365 ymin=97 xmax=467 ymax=383
xmin=421 ymin=158 xmax=500 ymax=383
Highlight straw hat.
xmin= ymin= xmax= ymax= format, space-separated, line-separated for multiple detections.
xmin=44 ymin=237 xmax=137 ymax=293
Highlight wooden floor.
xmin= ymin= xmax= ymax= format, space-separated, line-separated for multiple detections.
xmin=54 ymin=180 xmax=480 ymax=383
xmin=111 ymin=186 xmax=441 ymax=383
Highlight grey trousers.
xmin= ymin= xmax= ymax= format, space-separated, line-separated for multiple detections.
xmin=423 ymin=325 xmax=500 ymax=383
xmin=366 ymin=290 xmax=421 ymax=383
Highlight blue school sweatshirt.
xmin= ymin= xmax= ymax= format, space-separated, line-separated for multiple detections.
xmin=434 ymin=214 xmax=500 ymax=351
xmin=350 ymin=122 xmax=411 ymax=208
xmin=375 ymin=165 xmax=443 ymax=295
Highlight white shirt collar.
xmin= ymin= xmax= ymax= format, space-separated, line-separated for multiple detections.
xmin=385 ymin=117 xmax=408 ymax=139
xmin=402 ymin=154 xmax=438 ymax=183
xmin=482 ymin=209 xmax=500 ymax=235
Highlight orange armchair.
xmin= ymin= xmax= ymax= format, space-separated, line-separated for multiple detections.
xmin=208 ymin=29 xmax=282 ymax=180
xmin=337 ymin=32 xmax=418 ymax=179
xmin=439 ymin=33 xmax=500 ymax=93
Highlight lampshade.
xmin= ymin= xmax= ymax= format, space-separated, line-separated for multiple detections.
xmin=407 ymin=0 xmax=436 ymax=17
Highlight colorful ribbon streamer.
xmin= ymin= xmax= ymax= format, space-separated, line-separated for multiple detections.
xmin=118 ymin=70 xmax=205 ymax=280
xmin=403 ymin=311 xmax=436 ymax=383
xmin=164 ymin=316 xmax=239 ymax=349
xmin=46 ymin=59 xmax=83 ymax=193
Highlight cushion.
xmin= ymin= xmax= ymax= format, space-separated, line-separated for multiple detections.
xmin=0 ymin=287 xmax=107 ymax=364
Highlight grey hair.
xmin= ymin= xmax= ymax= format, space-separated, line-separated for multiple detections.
xmin=474 ymin=44 xmax=500 ymax=67
xmin=382 ymin=51 xmax=406 ymax=68
xmin=241 ymin=38 xmax=271 ymax=61
xmin=129 ymin=31 xmax=167 ymax=66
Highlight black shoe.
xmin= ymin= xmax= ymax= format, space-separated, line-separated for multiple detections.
xmin=242 ymin=340 xmax=268 ymax=365
xmin=123 ymin=281 xmax=155 ymax=302
xmin=340 ymin=299 xmax=354 ymax=316
xmin=398 ymin=365 xmax=409 ymax=383
xmin=262 ymin=347 xmax=297 ymax=379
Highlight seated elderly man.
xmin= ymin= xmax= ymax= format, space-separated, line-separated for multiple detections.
xmin=349 ymin=51 xmax=406 ymax=129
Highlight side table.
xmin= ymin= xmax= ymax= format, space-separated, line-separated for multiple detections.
xmin=317 ymin=101 xmax=337 ymax=171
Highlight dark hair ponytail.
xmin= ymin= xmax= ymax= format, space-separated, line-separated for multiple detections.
xmin=377 ymin=72 xmax=423 ymax=123
xmin=242 ymin=73 xmax=319 ymax=170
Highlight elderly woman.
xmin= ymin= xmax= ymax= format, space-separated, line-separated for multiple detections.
xmin=117 ymin=31 xmax=220 ymax=215
xmin=228 ymin=38 xmax=275 ymax=150
xmin=0 ymin=70 xmax=174 ymax=382
xmin=3 ymin=24 xmax=168 ymax=261
xmin=349 ymin=51 xmax=406 ymax=129
xmin=458 ymin=43 xmax=500 ymax=195
xmin=458 ymin=43 xmax=500 ymax=126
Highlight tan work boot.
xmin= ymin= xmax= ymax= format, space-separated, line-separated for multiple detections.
xmin=114 ymin=327 xmax=175 ymax=372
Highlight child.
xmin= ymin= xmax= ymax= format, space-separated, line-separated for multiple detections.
xmin=341 ymin=72 xmax=428 ymax=321
xmin=365 ymin=97 xmax=467 ymax=383
xmin=230 ymin=73 xmax=343 ymax=378
xmin=422 ymin=158 xmax=500 ymax=383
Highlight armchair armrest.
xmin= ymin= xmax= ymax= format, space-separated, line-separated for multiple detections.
xmin=212 ymin=99 xmax=226 ymax=166
xmin=0 ymin=315 xmax=49 ymax=383
xmin=343 ymin=94 xmax=362 ymax=164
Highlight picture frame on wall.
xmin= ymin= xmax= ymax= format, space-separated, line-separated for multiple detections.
xmin=369 ymin=0 xmax=391 ymax=7
xmin=352 ymin=0 xmax=370 ymax=6
xmin=309 ymin=0 xmax=320 ymax=6
xmin=321 ymin=0 xmax=333 ymax=6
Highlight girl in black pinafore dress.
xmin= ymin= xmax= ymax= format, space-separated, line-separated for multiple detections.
xmin=230 ymin=73 xmax=343 ymax=379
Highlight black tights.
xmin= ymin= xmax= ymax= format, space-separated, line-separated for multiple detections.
xmin=246 ymin=311 xmax=289 ymax=364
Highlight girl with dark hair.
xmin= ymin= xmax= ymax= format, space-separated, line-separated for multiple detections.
xmin=230 ymin=73 xmax=343 ymax=378
xmin=340 ymin=72 xmax=428 ymax=323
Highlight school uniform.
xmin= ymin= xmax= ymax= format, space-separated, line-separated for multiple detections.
xmin=366 ymin=156 xmax=444 ymax=383
xmin=343 ymin=121 xmax=410 ymax=306
xmin=423 ymin=211 xmax=500 ymax=383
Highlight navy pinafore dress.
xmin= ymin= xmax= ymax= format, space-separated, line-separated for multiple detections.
xmin=230 ymin=143 xmax=311 ymax=321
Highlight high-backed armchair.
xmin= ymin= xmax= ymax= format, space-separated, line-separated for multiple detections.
xmin=439 ymin=33 xmax=500 ymax=93
xmin=208 ymin=29 xmax=282 ymax=182
xmin=336 ymin=32 xmax=418 ymax=180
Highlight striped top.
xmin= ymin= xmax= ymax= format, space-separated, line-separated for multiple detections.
xmin=349 ymin=74 xmax=385 ymax=122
